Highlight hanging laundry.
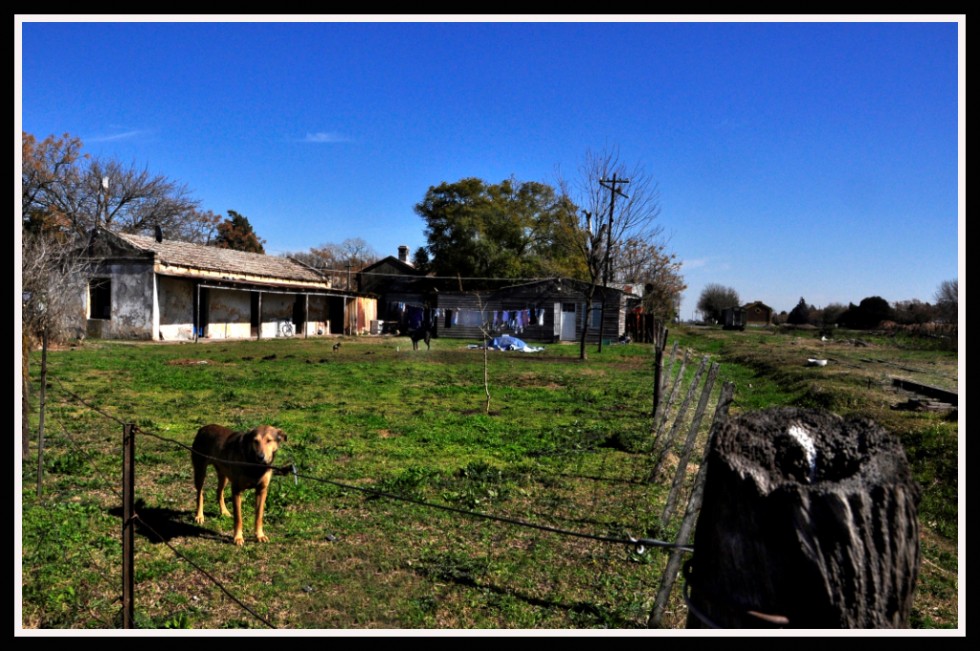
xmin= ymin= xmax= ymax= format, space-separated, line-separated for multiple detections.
xmin=406 ymin=305 xmax=424 ymax=330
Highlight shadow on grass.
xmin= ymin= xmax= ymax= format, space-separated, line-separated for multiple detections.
xmin=109 ymin=500 xmax=228 ymax=544
xmin=412 ymin=557 xmax=645 ymax=628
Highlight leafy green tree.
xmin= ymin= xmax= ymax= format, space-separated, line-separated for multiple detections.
xmin=697 ymin=284 xmax=740 ymax=324
xmin=213 ymin=210 xmax=265 ymax=253
xmin=893 ymin=299 xmax=937 ymax=325
xmin=414 ymin=177 xmax=582 ymax=279
xmin=411 ymin=246 xmax=431 ymax=272
xmin=819 ymin=303 xmax=847 ymax=328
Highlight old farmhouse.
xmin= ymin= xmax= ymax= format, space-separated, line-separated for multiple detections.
xmin=80 ymin=228 xmax=376 ymax=341
xmin=357 ymin=251 xmax=638 ymax=344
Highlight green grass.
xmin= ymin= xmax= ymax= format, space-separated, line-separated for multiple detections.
xmin=20 ymin=328 xmax=959 ymax=630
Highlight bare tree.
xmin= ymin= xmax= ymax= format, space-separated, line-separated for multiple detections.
xmin=22 ymin=132 xmax=87 ymax=234
xmin=20 ymin=230 xmax=93 ymax=459
xmin=934 ymin=279 xmax=958 ymax=324
xmin=559 ymin=147 xmax=668 ymax=358
xmin=575 ymin=148 xmax=665 ymax=282
xmin=285 ymin=238 xmax=380 ymax=289
xmin=23 ymin=131 xmax=214 ymax=244
xmin=81 ymin=158 xmax=205 ymax=239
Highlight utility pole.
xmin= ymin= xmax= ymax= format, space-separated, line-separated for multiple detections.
xmin=597 ymin=173 xmax=629 ymax=352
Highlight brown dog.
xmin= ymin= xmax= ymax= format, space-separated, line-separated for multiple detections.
xmin=192 ymin=424 xmax=286 ymax=546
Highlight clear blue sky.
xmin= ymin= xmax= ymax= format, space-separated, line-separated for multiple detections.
xmin=17 ymin=16 xmax=963 ymax=320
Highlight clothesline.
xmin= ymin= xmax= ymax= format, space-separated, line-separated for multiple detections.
xmin=393 ymin=302 xmax=546 ymax=334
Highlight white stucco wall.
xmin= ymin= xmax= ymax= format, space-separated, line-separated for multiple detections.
xmin=303 ymin=296 xmax=330 ymax=336
xmin=158 ymin=276 xmax=197 ymax=341
xmin=86 ymin=261 xmax=155 ymax=339
xmin=205 ymin=288 xmax=252 ymax=340
xmin=257 ymin=293 xmax=296 ymax=338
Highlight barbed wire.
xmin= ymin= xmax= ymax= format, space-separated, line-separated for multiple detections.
xmin=36 ymin=392 xmax=279 ymax=629
xmin=287 ymin=468 xmax=692 ymax=553
xmin=46 ymin=389 xmax=696 ymax=555
xmin=120 ymin=423 xmax=690 ymax=552
xmin=53 ymin=377 xmax=129 ymax=428
xmin=55 ymin=416 xmax=123 ymax=500
xmin=41 ymin=381 xmax=698 ymax=631
xmin=129 ymin=514 xmax=277 ymax=629
xmin=25 ymin=416 xmax=126 ymax=629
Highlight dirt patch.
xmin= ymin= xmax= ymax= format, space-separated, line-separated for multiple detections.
xmin=513 ymin=372 xmax=563 ymax=389
xmin=165 ymin=359 xmax=211 ymax=366
xmin=377 ymin=429 xmax=398 ymax=439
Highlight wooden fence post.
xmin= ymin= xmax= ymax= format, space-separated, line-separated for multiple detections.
xmin=651 ymin=347 xmax=686 ymax=446
xmin=652 ymin=326 xmax=665 ymax=420
xmin=659 ymin=362 xmax=720 ymax=529
xmin=684 ymin=407 xmax=920 ymax=628
xmin=648 ymin=381 xmax=734 ymax=628
xmin=649 ymin=356 xmax=709 ymax=482
xmin=122 ymin=423 xmax=136 ymax=629
xmin=36 ymin=326 xmax=49 ymax=498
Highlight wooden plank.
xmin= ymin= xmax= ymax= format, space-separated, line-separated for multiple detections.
xmin=650 ymin=355 xmax=709 ymax=482
xmin=891 ymin=378 xmax=957 ymax=405
xmin=648 ymin=381 xmax=735 ymax=628
xmin=660 ymin=362 xmax=720 ymax=528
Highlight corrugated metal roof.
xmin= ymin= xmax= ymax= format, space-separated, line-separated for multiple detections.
xmin=114 ymin=232 xmax=323 ymax=283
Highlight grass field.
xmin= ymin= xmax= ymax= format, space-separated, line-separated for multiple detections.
xmin=19 ymin=325 xmax=960 ymax=630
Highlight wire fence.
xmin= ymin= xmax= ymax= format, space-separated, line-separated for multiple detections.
xmin=21 ymin=341 xmax=731 ymax=630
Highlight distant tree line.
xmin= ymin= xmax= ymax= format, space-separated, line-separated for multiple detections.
xmin=695 ymin=281 xmax=958 ymax=331
xmin=283 ymin=237 xmax=380 ymax=290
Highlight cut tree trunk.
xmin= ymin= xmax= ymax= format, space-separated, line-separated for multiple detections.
xmin=687 ymin=407 xmax=920 ymax=629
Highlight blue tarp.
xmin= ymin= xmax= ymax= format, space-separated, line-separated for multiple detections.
xmin=486 ymin=335 xmax=544 ymax=352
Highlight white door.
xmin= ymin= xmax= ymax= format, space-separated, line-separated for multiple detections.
xmin=560 ymin=303 xmax=577 ymax=341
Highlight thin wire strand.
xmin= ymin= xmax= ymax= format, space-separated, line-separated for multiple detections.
xmin=54 ymin=416 xmax=123 ymax=500
xmin=128 ymin=422 xmax=693 ymax=553
xmin=50 ymin=385 xmax=695 ymax=555
xmin=53 ymin=377 xmax=129 ymax=427
xmin=292 ymin=469 xmax=692 ymax=553
xmin=130 ymin=514 xmax=277 ymax=629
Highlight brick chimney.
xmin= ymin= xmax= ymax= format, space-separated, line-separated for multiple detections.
xmin=398 ymin=245 xmax=409 ymax=264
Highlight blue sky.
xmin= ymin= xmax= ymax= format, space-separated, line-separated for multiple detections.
xmin=17 ymin=16 xmax=963 ymax=320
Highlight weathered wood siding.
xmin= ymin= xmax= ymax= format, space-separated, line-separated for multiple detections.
xmin=437 ymin=281 xmax=628 ymax=343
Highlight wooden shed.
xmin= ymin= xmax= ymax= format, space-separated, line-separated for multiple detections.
xmin=742 ymin=301 xmax=774 ymax=326
xmin=721 ymin=306 xmax=746 ymax=331
xmin=435 ymin=278 xmax=631 ymax=344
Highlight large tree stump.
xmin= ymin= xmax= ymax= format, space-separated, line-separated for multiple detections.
xmin=686 ymin=407 xmax=920 ymax=628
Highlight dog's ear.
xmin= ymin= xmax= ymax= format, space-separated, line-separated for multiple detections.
xmin=277 ymin=430 xmax=287 ymax=443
